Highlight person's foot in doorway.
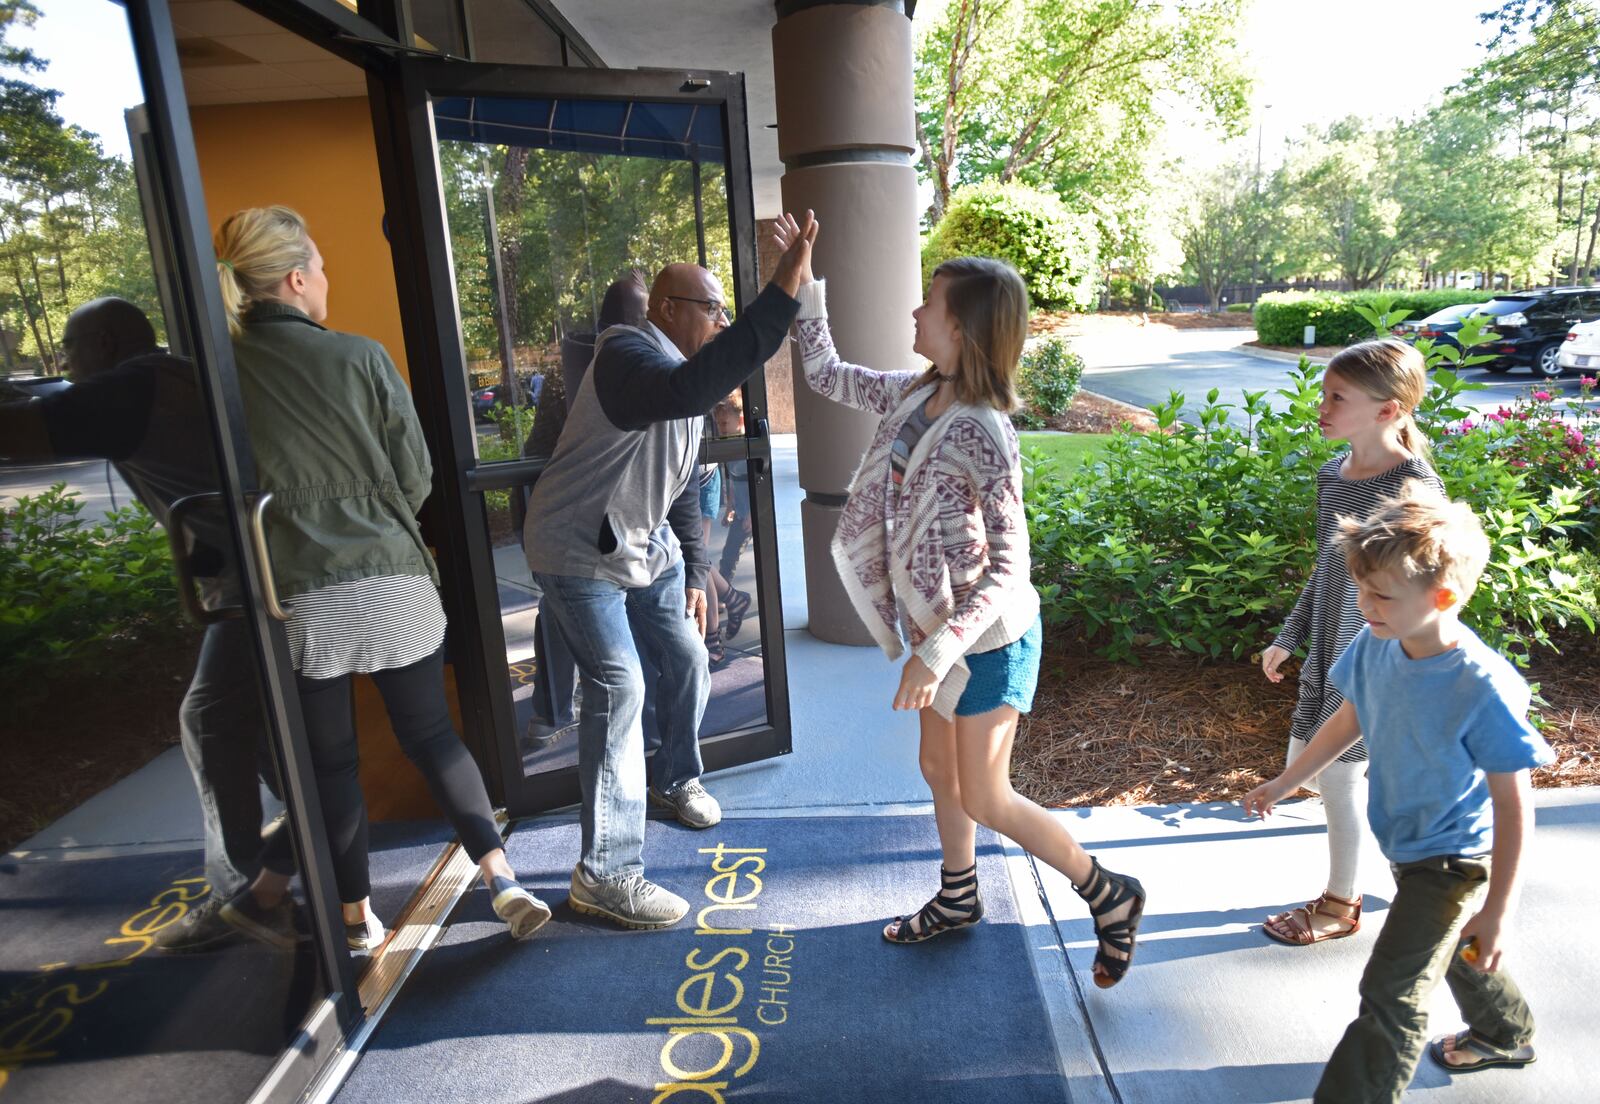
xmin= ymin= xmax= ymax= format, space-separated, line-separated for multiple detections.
xmin=648 ymin=777 xmax=722 ymax=829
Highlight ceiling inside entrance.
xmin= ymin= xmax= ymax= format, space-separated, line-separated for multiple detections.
xmin=552 ymin=0 xmax=784 ymax=217
xmin=169 ymin=0 xmax=367 ymax=106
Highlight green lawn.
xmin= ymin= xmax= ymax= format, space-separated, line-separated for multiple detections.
xmin=1018 ymin=432 xmax=1110 ymax=486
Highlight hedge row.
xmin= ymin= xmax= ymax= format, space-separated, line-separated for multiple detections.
xmin=1253 ymin=290 xmax=1497 ymax=346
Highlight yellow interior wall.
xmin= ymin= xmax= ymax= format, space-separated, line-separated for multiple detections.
xmin=191 ymin=95 xmax=444 ymax=822
xmin=188 ymin=96 xmax=411 ymax=383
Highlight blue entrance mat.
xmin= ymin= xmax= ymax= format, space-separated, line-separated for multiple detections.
xmin=335 ymin=814 xmax=1070 ymax=1103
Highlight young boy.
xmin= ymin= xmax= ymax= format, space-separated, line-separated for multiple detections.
xmin=1244 ymin=483 xmax=1552 ymax=1104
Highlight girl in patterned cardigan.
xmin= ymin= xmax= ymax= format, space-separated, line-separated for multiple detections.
xmin=774 ymin=215 xmax=1146 ymax=987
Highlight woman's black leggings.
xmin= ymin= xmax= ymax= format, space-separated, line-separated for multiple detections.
xmin=296 ymin=647 xmax=502 ymax=903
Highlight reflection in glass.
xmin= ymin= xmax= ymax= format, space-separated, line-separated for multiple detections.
xmin=431 ymin=94 xmax=769 ymax=778
xmin=433 ymin=96 xmax=736 ymax=465
xmin=0 ymin=5 xmax=325 ymax=1101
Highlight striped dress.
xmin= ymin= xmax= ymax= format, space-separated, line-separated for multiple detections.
xmin=286 ymin=574 xmax=447 ymax=681
xmin=1274 ymin=454 xmax=1444 ymax=763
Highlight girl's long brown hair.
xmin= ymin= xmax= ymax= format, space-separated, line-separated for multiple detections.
xmin=1325 ymin=337 xmax=1434 ymax=466
xmin=914 ymin=256 xmax=1029 ymax=412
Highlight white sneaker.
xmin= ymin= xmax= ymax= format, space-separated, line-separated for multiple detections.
xmin=568 ymin=867 xmax=688 ymax=930
xmin=490 ymin=875 xmax=552 ymax=939
xmin=345 ymin=912 xmax=386 ymax=953
xmin=649 ymin=779 xmax=722 ymax=829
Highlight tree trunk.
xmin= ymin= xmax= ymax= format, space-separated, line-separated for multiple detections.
xmin=25 ymin=249 xmax=57 ymax=369
xmin=1583 ymin=187 xmax=1599 ymax=282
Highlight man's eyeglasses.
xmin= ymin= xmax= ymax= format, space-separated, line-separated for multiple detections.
xmin=665 ymin=295 xmax=732 ymax=323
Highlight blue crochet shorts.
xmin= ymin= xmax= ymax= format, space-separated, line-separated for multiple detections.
xmin=698 ymin=466 xmax=722 ymax=519
xmin=954 ymin=616 xmax=1043 ymax=717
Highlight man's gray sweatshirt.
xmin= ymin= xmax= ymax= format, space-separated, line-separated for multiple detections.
xmin=523 ymin=282 xmax=799 ymax=592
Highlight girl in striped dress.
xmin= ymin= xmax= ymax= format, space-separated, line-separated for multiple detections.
xmin=1258 ymin=338 xmax=1444 ymax=945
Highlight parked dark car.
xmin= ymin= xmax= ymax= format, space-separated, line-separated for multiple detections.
xmin=472 ymin=373 xmax=542 ymax=422
xmin=1394 ymin=301 xmax=1483 ymax=354
xmin=0 ymin=374 xmax=71 ymax=403
xmin=1475 ymin=287 xmax=1600 ymax=378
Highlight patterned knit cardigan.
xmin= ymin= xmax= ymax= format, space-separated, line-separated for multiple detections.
xmin=795 ymin=281 xmax=1041 ymax=719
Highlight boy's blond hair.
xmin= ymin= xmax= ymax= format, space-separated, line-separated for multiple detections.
xmin=1338 ymin=480 xmax=1490 ymax=600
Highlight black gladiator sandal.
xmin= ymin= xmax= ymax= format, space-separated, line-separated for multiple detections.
xmin=883 ymin=862 xmax=985 ymax=944
xmin=1073 ymin=857 xmax=1146 ymax=989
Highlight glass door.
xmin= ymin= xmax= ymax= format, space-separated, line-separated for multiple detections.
xmin=374 ymin=61 xmax=791 ymax=816
xmin=0 ymin=2 xmax=362 ymax=1101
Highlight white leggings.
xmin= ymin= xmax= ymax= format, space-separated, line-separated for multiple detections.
xmin=1285 ymin=737 xmax=1368 ymax=901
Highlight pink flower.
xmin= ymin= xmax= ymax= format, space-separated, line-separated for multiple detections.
xmin=1533 ymin=390 xmax=1553 ymax=402
xmin=1485 ymin=411 xmax=1506 ymax=423
xmin=1583 ymin=376 xmax=1598 ymax=388
xmin=1587 ymin=459 xmax=1598 ymax=470
xmin=1511 ymin=460 xmax=1529 ymax=468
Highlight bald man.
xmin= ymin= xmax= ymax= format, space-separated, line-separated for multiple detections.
xmin=524 ymin=213 xmax=818 ymax=930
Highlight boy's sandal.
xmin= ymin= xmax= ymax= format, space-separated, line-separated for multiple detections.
xmin=1073 ymin=856 xmax=1146 ymax=989
xmin=1427 ymin=1030 xmax=1537 ymax=1073
xmin=1263 ymin=891 xmax=1361 ymax=946
xmin=722 ymin=587 xmax=753 ymax=637
xmin=883 ymin=863 xmax=984 ymax=944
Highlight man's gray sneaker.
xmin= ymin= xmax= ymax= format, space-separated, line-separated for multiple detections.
xmin=155 ymin=893 xmax=239 ymax=953
xmin=221 ymin=891 xmax=308 ymax=950
xmin=491 ymin=875 xmax=552 ymax=939
xmin=522 ymin=718 xmax=577 ymax=754
xmin=568 ymin=866 xmax=688 ymax=930
xmin=649 ymin=778 xmax=722 ymax=829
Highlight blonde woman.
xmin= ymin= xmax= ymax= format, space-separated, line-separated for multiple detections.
xmin=1258 ymin=338 xmax=1444 ymax=946
xmin=775 ymin=215 xmax=1146 ymax=988
xmin=214 ymin=206 xmax=548 ymax=950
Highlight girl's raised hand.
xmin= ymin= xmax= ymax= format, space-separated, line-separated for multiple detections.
xmin=1260 ymin=644 xmax=1290 ymax=684
xmin=770 ymin=211 xmax=818 ymax=288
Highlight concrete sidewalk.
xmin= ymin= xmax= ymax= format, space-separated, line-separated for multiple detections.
xmin=741 ymin=436 xmax=1595 ymax=1102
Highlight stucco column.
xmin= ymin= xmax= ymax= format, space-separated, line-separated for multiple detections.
xmin=771 ymin=0 xmax=921 ymax=645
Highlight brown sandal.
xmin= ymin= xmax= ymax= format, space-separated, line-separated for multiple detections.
xmin=1263 ymin=891 xmax=1361 ymax=945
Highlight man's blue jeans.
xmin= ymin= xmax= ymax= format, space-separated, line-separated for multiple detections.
xmin=535 ymin=558 xmax=710 ymax=882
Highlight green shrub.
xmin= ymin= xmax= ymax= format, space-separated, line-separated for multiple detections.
xmin=0 ymin=486 xmax=182 ymax=676
xmin=1254 ymin=289 xmax=1496 ymax=346
xmin=1025 ymin=360 xmax=1596 ymax=665
xmin=1106 ymin=274 xmax=1157 ymax=311
xmin=922 ymin=182 xmax=1100 ymax=310
xmin=1225 ymin=302 xmax=1252 ymax=313
xmin=1018 ymin=336 xmax=1083 ymax=424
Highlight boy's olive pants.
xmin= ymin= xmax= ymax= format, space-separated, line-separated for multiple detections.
xmin=1314 ymin=854 xmax=1536 ymax=1104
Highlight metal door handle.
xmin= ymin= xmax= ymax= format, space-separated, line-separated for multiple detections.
xmin=246 ymin=491 xmax=293 ymax=622
xmin=166 ymin=492 xmax=237 ymax=625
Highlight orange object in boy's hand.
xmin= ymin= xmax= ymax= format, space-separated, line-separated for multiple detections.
xmin=1460 ymin=937 xmax=1480 ymax=964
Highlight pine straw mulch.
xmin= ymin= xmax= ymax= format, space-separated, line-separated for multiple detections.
xmin=1011 ymin=631 xmax=1600 ymax=809
xmin=1 ymin=632 xmax=199 ymax=855
xmin=1029 ymin=308 xmax=1256 ymax=337
xmin=1032 ymin=389 xmax=1160 ymax=434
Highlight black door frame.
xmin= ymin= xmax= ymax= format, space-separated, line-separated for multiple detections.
xmin=121 ymin=1 xmax=385 ymax=1099
xmin=369 ymin=58 xmax=793 ymax=816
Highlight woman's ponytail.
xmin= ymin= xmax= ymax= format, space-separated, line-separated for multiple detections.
xmin=213 ymin=206 xmax=314 ymax=337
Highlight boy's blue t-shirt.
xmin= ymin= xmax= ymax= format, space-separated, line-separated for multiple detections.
xmin=1328 ymin=624 xmax=1554 ymax=863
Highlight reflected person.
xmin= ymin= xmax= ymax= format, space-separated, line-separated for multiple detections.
xmin=519 ymin=272 xmax=649 ymax=752
xmin=0 ymin=297 xmax=299 ymax=951
xmin=524 ymin=214 xmax=816 ymax=930
xmin=215 ymin=205 xmax=549 ymax=950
